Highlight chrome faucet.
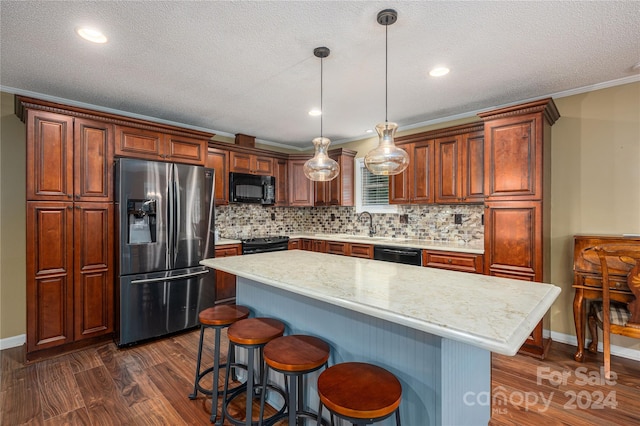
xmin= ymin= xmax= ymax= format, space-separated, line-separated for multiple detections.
xmin=358 ymin=211 xmax=376 ymax=237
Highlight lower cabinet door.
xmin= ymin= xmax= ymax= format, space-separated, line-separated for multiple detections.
xmin=74 ymin=203 xmax=114 ymax=340
xmin=26 ymin=202 xmax=74 ymax=353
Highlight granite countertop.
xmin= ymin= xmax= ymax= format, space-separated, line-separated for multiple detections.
xmin=288 ymin=233 xmax=484 ymax=254
xmin=201 ymin=251 xmax=560 ymax=355
xmin=215 ymin=233 xmax=483 ymax=254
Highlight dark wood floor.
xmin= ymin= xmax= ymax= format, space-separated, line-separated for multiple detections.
xmin=1 ymin=329 xmax=639 ymax=425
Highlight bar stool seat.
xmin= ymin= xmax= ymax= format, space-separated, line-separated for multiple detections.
xmin=189 ymin=305 xmax=250 ymax=423
xmin=259 ymin=335 xmax=331 ymax=425
xmin=316 ymin=362 xmax=402 ymax=425
xmin=221 ymin=317 xmax=286 ymax=426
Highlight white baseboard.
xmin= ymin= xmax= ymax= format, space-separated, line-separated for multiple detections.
xmin=549 ymin=330 xmax=640 ymax=362
xmin=0 ymin=334 xmax=25 ymax=350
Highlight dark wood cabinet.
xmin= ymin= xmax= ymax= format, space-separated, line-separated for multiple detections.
xmin=461 ymin=130 xmax=485 ymax=203
xmin=230 ymin=151 xmax=273 ymax=175
xmin=26 ymin=202 xmax=75 ymax=353
xmin=18 ymin=96 xmax=214 ymax=360
xmin=214 ymin=244 xmax=242 ymax=304
xmin=114 ymin=125 xmax=208 ymax=166
xmin=434 ymin=135 xmax=462 ymax=204
xmin=423 ymin=250 xmax=484 ymax=274
xmin=390 ymin=139 xmax=435 ymax=204
xmin=479 ymin=98 xmax=559 ymax=358
xmin=288 ymin=155 xmax=314 ymax=207
xmin=288 ymin=239 xmax=301 ymax=250
xmin=314 ymin=149 xmax=356 ymax=207
xmin=274 ymin=158 xmax=288 ymax=206
xmin=73 ymin=203 xmax=114 ymax=340
xmin=325 ymin=241 xmax=349 ymax=255
xmin=207 ymin=147 xmax=229 ymax=206
xmin=26 ymin=110 xmax=74 ymax=201
xmin=74 ymin=118 xmax=113 ymax=202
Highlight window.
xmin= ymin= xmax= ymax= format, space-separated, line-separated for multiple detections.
xmin=355 ymin=158 xmax=398 ymax=214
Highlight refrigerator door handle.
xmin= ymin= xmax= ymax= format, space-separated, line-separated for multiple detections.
xmin=130 ymin=269 xmax=209 ymax=285
xmin=167 ymin=165 xmax=175 ymax=269
xmin=174 ymin=175 xmax=181 ymax=266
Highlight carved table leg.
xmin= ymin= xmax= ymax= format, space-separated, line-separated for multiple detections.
xmin=573 ymin=289 xmax=585 ymax=362
xmin=587 ymin=304 xmax=599 ymax=353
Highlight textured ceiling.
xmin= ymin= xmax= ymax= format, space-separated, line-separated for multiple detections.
xmin=1 ymin=1 xmax=639 ymax=150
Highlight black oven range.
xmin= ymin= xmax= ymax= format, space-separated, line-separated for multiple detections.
xmin=241 ymin=236 xmax=289 ymax=255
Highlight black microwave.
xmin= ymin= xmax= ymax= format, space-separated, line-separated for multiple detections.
xmin=229 ymin=172 xmax=276 ymax=205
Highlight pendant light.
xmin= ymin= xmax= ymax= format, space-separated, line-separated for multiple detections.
xmin=364 ymin=9 xmax=409 ymax=176
xmin=304 ymin=47 xmax=340 ymax=181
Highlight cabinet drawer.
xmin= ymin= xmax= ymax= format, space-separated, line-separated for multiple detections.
xmin=326 ymin=241 xmax=348 ymax=256
xmin=350 ymin=243 xmax=373 ymax=259
xmin=215 ymin=244 xmax=241 ymax=258
xmin=423 ymin=250 xmax=483 ymax=274
xmin=578 ymin=275 xmax=629 ymax=292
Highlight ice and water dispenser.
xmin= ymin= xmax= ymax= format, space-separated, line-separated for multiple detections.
xmin=127 ymin=199 xmax=157 ymax=244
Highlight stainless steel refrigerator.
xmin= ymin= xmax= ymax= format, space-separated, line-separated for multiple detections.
xmin=115 ymin=158 xmax=215 ymax=346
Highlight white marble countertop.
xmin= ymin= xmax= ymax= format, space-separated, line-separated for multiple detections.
xmin=215 ymin=238 xmax=242 ymax=246
xmin=201 ymin=250 xmax=560 ymax=355
xmin=215 ymin=233 xmax=483 ymax=254
xmin=288 ymin=233 xmax=484 ymax=254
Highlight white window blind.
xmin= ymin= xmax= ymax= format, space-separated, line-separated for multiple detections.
xmin=361 ymin=166 xmax=389 ymax=205
xmin=354 ymin=158 xmax=398 ymax=214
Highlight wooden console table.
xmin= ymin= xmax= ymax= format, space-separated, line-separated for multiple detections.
xmin=572 ymin=234 xmax=640 ymax=361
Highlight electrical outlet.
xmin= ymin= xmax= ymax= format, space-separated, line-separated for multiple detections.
xmin=454 ymin=214 xmax=463 ymax=225
xmin=399 ymin=214 xmax=409 ymax=224
xmin=330 ymin=213 xmax=336 ymax=222
xmin=270 ymin=212 xmax=276 ymax=220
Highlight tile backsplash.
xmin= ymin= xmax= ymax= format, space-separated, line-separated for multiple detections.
xmin=216 ymin=204 xmax=484 ymax=243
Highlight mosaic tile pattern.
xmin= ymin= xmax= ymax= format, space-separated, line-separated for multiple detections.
xmin=215 ymin=203 xmax=484 ymax=243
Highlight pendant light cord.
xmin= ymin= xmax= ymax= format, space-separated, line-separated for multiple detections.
xmin=385 ymin=23 xmax=388 ymax=124
xmin=320 ymin=56 xmax=323 ymax=138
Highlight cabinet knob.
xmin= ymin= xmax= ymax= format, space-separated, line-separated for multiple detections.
xmin=67 ymin=205 xmax=73 ymax=210
xmin=447 ymin=259 xmax=453 ymax=264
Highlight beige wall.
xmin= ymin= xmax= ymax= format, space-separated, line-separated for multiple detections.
xmin=0 ymin=91 xmax=26 ymax=339
xmin=550 ymin=82 xmax=640 ymax=349
xmin=1 ymin=83 xmax=639 ymax=352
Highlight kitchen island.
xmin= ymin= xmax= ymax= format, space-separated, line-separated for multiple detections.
xmin=201 ymin=250 xmax=560 ymax=425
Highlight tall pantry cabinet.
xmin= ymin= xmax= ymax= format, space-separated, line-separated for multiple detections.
xmin=479 ymin=98 xmax=560 ymax=358
xmin=21 ymin=103 xmax=115 ymax=359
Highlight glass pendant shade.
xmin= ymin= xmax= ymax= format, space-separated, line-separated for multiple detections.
xmin=364 ymin=122 xmax=409 ymax=175
xmin=303 ymin=137 xmax=340 ymax=181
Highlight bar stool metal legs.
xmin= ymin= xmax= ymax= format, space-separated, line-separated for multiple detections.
xmin=219 ymin=317 xmax=286 ymax=426
xmin=258 ymin=335 xmax=331 ymax=426
xmin=188 ymin=305 xmax=250 ymax=423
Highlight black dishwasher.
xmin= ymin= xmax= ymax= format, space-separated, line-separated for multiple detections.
xmin=373 ymin=246 xmax=422 ymax=266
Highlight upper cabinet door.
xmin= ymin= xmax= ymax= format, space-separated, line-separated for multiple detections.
xmin=389 ymin=145 xmax=412 ymax=204
xmin=411 ymin=140 xmax=435 ymax=204
xmin=461 ymin=131 xmax=485 ymax=203
xmin=26 ymin=110 xmax=74 ymax=201
xmin=74 ymin=118 xmax=113 ymax=202
xmin=483 ymin=114 xmax=542 ymax=201
xmin=206 ymin=147 xmax=229 ymax=206
xmin=434 ymin=135 xmax=461 ymax=204
xmin=165 ymin=134 xmax=206 ymax=166
xmin=114 ymin=125 xmax=165 ymax=161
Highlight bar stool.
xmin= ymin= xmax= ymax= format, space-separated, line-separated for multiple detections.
xmin=189 ymin=304 xmax=250 ymax=423
xmin=258 ymin=335 xmax=331 ymax=426
xmin=316 ymin=362 xmax=402 ymax=425
xmin=220 ymin=317 xmax=287 ymax=426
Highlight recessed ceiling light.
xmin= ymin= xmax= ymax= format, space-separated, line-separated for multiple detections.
xmin=76 ymin=27 xmax=108 ymax=44
xmin=365 ymin=129 xmax=374 ymax=133
xmin=308 ymin=109 xmax=322 ymax=116
xmin=429 ymin=67 xmax=450 ymax=77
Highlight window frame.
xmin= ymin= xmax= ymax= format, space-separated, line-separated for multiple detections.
xmin=354 ymin=157 xmax=398 ymax=214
